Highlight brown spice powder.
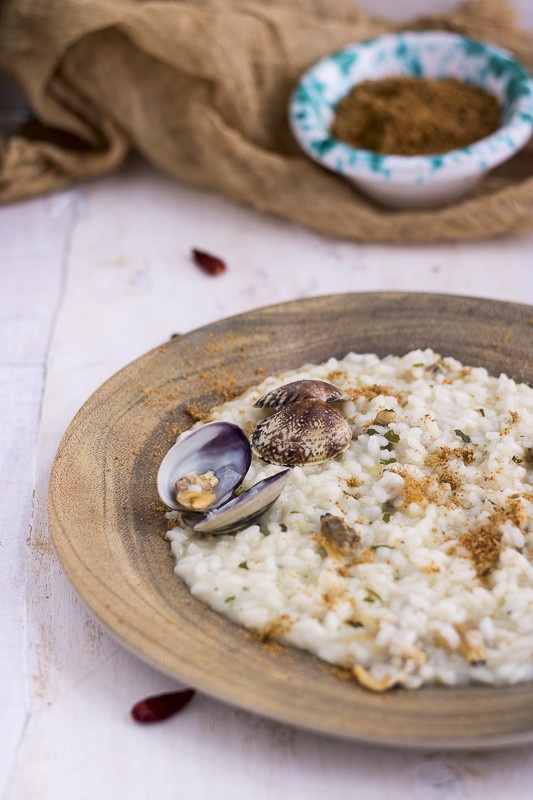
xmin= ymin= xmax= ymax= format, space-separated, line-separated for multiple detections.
xmin=331 ymin=76 xmax=501 ymax=156
xmin=184 ymin=402 xmax=211 ymax=424
xmin=346 ymin=384 xmax=399 ymax=402
xmin=389 ymin=468 xmax=438 ymax=508
xmin=506 ymin=496 xmax=528 ymax=527
xmin=345 ymin=476 xmax=361 ymax=488
xmin=438 ymin=466 xmax=462 ymax=492
xmin=460 ymin=496 xmax=530 ymax=577
xmin=424 ymin=445 xmax=479 ymax=495
xmin=461 ymin=521 xmax=502 ymax=576
xmin=262 ymin=614 xmax=294 ymax=640
xmin=425 ymin=446 xmax=475 ymax=469
xmin=327 ymin=369 xmax=348 ymax=385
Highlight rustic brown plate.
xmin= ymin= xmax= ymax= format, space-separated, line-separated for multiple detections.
xmin=48 ymin=292 xmax=533 ymax=748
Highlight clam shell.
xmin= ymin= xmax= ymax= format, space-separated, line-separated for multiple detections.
xmin=157 ymin=420 xmax=251 ymax=510
xmin=251 ymin=398 xmax=352 ymax=466
xmin=254 ymin=379 xmax=349 ymax=409
xmin=193 ymin=469 xmax=291 ymax=535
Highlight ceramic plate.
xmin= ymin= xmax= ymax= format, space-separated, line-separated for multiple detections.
xmin=48 ymin=292 xmax=533 ymax=748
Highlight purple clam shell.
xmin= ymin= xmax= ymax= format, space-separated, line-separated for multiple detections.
xmin=157 ymin=421 xmax=251 ymax=511
xmin=193 ymin=469 xmax=291 ymax=536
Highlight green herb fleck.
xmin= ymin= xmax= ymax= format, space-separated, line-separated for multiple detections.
xmin=364 ymin=587 xmax=383 ymax=603
xmin=382 ymin=511 xmax=392 ymax=522
xmin=454 ymin=429 xmax=471 ymax=443
xmin=367 ymin=428 xmax=379 ymax=436
xmin=413 ymin=362 xmax=424 ymax=367
xmin=384 ymin=430 xmax=400 ymax=444
xmin=512 ymin=455 xmax=523 ymax=464
xmin=239 ymin=561 xmax=249 ymax=569
xmin=477 ymin=408 xmax=485 ymax=417
xmin=280 ymin=523 xmax=288 ymax=532
xmin=225 ymin=596 xmax=235 ymax=603
xmin=380 ymin=457 xmax=397 ymax=465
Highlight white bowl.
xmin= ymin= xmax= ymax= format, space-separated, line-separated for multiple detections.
xmin=289 ymin=31 xmax=533 ymax=210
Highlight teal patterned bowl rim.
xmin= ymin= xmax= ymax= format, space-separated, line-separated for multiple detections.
xmin=289 ymin=31 xmax=533 ymax=183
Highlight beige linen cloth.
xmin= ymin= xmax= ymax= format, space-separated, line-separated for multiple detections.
xmin=0 ymin=0 xmax=532 ymax=242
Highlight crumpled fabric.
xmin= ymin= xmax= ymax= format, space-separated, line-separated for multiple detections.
xmin=0 ymin=0 xmax=532 ymax=242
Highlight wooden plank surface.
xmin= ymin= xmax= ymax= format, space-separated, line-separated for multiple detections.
xmin=2 ymin=0 xmax=533 ymax=795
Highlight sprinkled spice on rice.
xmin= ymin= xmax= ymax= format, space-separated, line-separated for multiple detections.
xmin=166 ymin=350 xmax=533 ymax=691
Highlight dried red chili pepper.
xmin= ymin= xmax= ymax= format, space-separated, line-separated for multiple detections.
xmin=192 ymin=248 xmax=226 ymax=275
xmin=131 ymin=688 xmax=196 ymax=723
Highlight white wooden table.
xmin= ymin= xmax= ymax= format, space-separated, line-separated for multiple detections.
xmin=2 ymin=2 xmax=533 ymax=797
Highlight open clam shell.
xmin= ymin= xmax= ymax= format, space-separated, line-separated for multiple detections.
xmin=157 ymin=420 xmax=251 ymax=511
xmin=251 ymin=398 xmax=352 ymax=466
xmin=192 ymin=469 xmax=291 ymax=535
xmin=254 ymin=379 xmax=349 ymax=409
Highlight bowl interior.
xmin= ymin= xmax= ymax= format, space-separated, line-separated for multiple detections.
xmin=290 ymin=31 xmax=533 ymax=183
xmin=309 ymin=33 xmax=530 ymax=127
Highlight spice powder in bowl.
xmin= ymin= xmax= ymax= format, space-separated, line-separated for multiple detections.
xmin=330 ymin=76 xmax=501 ymax=156
xmin=289 ymin=31 xmax=533 ymax=209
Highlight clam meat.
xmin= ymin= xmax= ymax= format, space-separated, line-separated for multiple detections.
xmin=157 ymin=420 xmax=289 ymax=535
xmin=175 ymin=469 xmax=219 ymax=510
xmin=318 ymin=514 xmax=360 ymax=560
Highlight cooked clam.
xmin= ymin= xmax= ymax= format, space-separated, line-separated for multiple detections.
xmin=157 ymin=420 xmax=289 ymax=535
xmin=254 ymin=379 xmax=349 ymax=409
xmin=320 ymin=514 xmax=360 ymax=557
xmin=157 ymin=420 xmax=251 ymax=511
xmin=251 ymin=397 xmax=352 ymax=466
xmin=193 ymin=470 xmax=290 ymax=535
xmin=373 ymin=409 xmax=396 ymax=426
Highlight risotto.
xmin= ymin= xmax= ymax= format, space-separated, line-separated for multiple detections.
xmin=166 ymin=349 xmax=533 ymax=691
